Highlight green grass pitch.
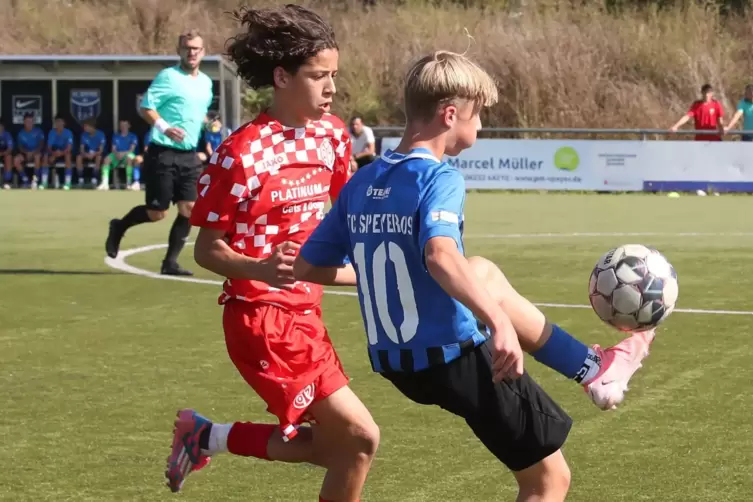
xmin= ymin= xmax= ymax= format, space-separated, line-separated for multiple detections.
xmin=1 ymin=191 xmax=752 ymax=501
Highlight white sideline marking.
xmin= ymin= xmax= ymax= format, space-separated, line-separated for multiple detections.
xmin=104 ymin=243 xmax=357 ymax=297
xmin=104 ymin=242 xmax=753 ymax=316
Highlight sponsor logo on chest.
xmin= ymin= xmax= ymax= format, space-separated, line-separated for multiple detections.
xmin=270 ymin=182 xmax=326 ymax=202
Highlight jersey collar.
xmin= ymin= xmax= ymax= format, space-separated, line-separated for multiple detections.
xmin=380 ymin=147 xmax=440 ymax=164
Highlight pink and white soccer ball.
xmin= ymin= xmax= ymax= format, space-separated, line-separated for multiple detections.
xmin=588 ymin=244 xmax=679 ymax=332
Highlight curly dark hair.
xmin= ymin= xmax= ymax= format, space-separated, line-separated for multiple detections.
xmin=225 ymin=4 xmax=338 ymax=90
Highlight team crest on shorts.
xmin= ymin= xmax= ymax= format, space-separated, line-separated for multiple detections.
xmin=293 ymin=383 xmax=316 ymax=409
xmin=318 ymin=138 xmax=335 ymax=170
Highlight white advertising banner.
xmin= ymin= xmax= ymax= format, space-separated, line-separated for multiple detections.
xmin=379 ymin=138 xmax=645 ymax=191
xmin=379 ymin=138 xmax=753 ymax=192
xmin=640 ymin=141 xmax=753 ymax=192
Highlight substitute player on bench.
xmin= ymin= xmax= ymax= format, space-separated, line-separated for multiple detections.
xmin=98 ymin=118 xmax=139 ymax=190
xmin=295 ymin=50 xmax=655 ymax=501
xmin=163 ymin=6 xmax=378 ymax=501
xmin=197 ymin=111 xmax=229 ymax=164
xmin=1 ymin=121 xmax=14 ymax=189
xmin=104 ymin=29 xmax=213 ymax=276
xmin=43 ymin=114 xmax=74 ymax=189
xmin=13 ymin=113 xmax=44 ymax=189
xmin=75 ymin=118 xmax=106 ymax=188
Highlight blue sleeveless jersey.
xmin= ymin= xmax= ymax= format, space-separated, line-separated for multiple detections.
xmin=301 ymin=148 xmax=487 ymax=373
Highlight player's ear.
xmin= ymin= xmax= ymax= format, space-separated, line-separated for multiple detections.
xmin=273 ymin=67 xmax=292 ymax=89
xmin=442 ymin=104 xmax=458 ymax=128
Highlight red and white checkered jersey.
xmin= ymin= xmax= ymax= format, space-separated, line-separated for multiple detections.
xmin=190 ymin=112 xmax=352 ymax=312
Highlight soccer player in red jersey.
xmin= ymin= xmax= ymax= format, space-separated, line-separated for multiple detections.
xmin=670 ymin=83 xmax=725 ymax=141
xmin=164 ymin=6 xmax=378 ymax=501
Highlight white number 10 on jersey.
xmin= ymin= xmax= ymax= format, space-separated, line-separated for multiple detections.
xmin=353 ymin=242 xmax=419 ymax=345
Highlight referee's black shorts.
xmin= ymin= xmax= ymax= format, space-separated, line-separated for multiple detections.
xmin=143 ymin=144 xmax=201 ymax=211
xmin=382 ymin=342 xmax=572 ymax=472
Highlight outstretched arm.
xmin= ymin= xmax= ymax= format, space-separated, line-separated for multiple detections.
xmin=418 ymin=169 xmax=523 ymax=381
xmin=423 ymin=235 xmax=523 ymax=381
xmin=293 ymin=257 xmax=357 ymax=286
xmin=194 ymin=227 xmax=298 ymax=287
xmin=294 ymin=194 xmax=357 ymax=287
xmin=725 ymin=110 xmax=743 ymax=131
xmin=670 ymin=114 xmax=691 ymax=132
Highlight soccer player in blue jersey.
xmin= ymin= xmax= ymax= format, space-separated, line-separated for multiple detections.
xmin=295 ymin=51 xmax=655 ymax=501
xmin=99 ymin=119 xmax=139 ymax=190
xmin=197 ymin=111 xmax=229 ymax=164
xmin=131 ymin=130 xmax=151 ymax=191
xmin=13 ymin=113 xmax=45 ymax=188
xmin=44 ymin=114 xmax=74 ymax=189
xmin=0 ymin=121 xmax=14 ymax=189
xmin=76 ymin=118 xmax=107 ymax=188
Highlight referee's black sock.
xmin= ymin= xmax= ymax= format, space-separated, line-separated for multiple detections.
xmin=119 ymin=205 xmax=152 ymax=232
xmin=164 ymin=214 xmax=191 ymax=265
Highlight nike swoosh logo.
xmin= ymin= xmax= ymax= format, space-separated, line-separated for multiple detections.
xmin=16 ymin=100 xmax=37 ymax=108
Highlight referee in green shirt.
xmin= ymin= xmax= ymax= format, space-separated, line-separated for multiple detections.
xmin=105 ymin=29 xmax=214 ymax=276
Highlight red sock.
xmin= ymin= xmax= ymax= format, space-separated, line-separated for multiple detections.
xmin=227 ymin=422 xmax=276 ymax=460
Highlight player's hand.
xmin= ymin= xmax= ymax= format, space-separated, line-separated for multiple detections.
xmin=489 ymin=323 xmax=524 ymax=382
xmin=165 ymin=127 xmax=186 ymax=143
xmin=258 ymin=241 xmax=301 ymax=289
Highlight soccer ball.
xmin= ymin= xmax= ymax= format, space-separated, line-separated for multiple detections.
xmin=588 ymin=244 xmax=679 ymax=332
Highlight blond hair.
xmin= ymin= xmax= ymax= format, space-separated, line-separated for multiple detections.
xmin=178 ymin=29 xmax=203 ymax=48
xmin=403 ymin=51 xmax=498 ymax=122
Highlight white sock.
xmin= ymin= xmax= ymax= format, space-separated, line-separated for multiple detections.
xmin=203 ymin=423 xmax=232 ymax=455
xmin=579 ymin=348 xmax=603 ymax=385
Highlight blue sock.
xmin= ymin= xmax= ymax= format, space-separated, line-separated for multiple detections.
xmin=532 ymin=324 xmax=600 ymax=383
xmin=133 ymin=166 xmax=141 ymax=182
xmin=41 ymin=167 xmax=49 ymax=185
xmin=64 ymin=168 xmax=72 ymax=184
xmin=3 ymin=170 xmax=12 ymax=182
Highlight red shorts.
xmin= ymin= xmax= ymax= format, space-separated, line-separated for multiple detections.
xmin=223 ymin=300 xmax=349 ymax=441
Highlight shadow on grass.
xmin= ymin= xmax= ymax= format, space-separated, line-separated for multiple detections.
xmin=0 ymin=269 xmax=115 ymax=276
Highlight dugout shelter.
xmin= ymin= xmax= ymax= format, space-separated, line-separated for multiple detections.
xmin=0 ymin=55 xmax=242 ymax=146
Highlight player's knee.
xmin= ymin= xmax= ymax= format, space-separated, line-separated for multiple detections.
xmin=515 ymin=452 xmax=571 ymax=501
xmin=351 ymin=417 xmax=380 ymax=457
xmin=147 ymin=209 xmax=167 ymax=222
xmin=177 ymin=201 xmax=194 ymax=218
xmin=335 ymin=417 xmax=380 ymax=467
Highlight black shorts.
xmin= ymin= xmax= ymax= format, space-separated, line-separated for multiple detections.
xmin=143 ymin=144 xmax=201 ymax=211
xmin=382 ymin=343 xmax=572 ymax=472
